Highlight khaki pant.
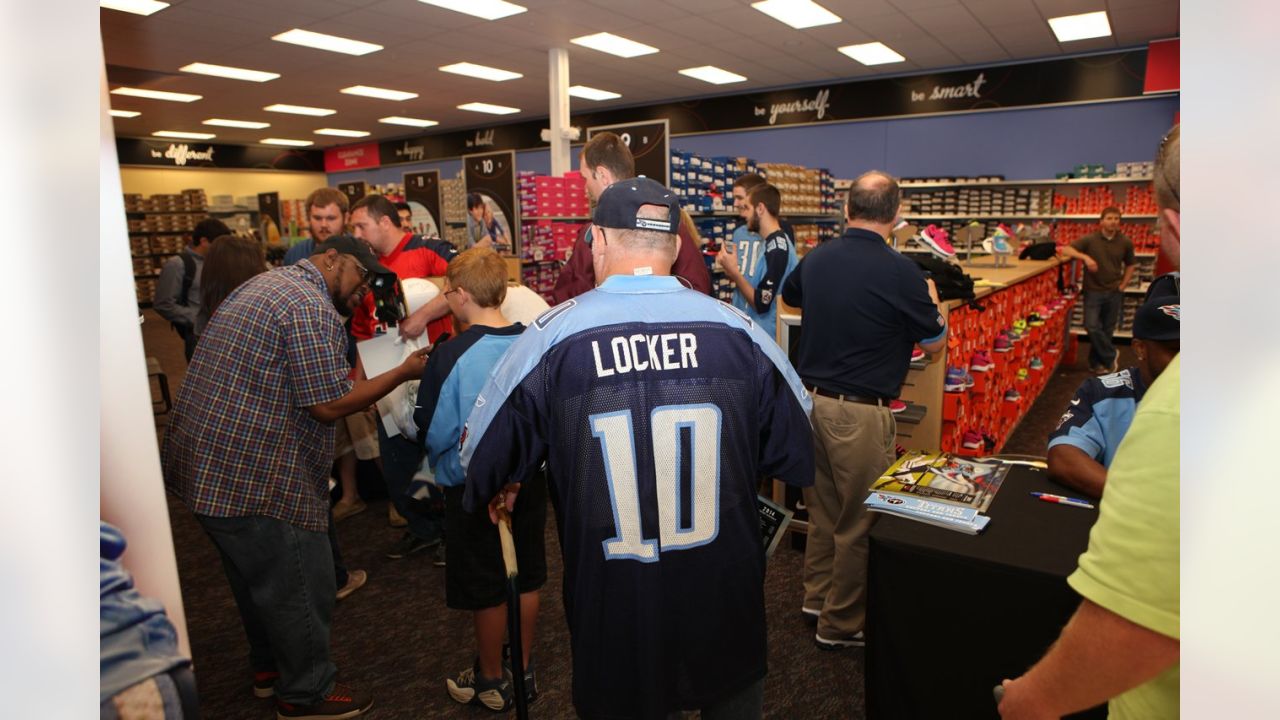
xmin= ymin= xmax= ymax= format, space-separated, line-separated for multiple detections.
xmin=802 ymin=395 xmax=896 ymax=638
xmin=334 ymin=406 xmax=380 ymax=460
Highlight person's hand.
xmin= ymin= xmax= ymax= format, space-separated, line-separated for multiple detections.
xmin=398 ymin=312 xmax=428 ymax=340
xmin=996 ymin=677 xmax=1056 ymax=720
xmin=488 ymin=482 xmax=522 ymax=525
xmin=719 ymin=242 xmax=740 ymax=278
xmin=395 ymin=346 xmax=431 ymax=382
xmin=925 ymin=277 xmax=941 ymax=305
xmin=1082 ymin=256 xmax=1098 ymax=273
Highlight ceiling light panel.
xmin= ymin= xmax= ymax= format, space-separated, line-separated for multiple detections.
xmin=416 ymin=0 xmax=527 ymax=21
xmin=264 ymin=104 xmax=336 ymax=116
xmin=152 ymin=131 xmax=216 ymax=140
xmin=340 ymin=85 xmax=419 ymax=101
xmin=203 ymin=118 xmax=270 ymax=129
xmin=570 ymin=32 xmax=659 ymax=58
xmin=109 ymin=109 xmax=141 ymax=118
xmin=751 ymin=0 xmax=841 ymax=30
xmin=315 ymin=128 xmax=371 ymax=137
xmin=568 ymin=85 xmax=621 ymax=101
xmin=838 ymin=42 xmax=906 ymax=65
xmin=261 ymin=138 xmax=314 ymax=147
xmin=457 ymin=102 xmax=521 ymax=115
xmin=110 ymin=87 xmax=201 ymax=103
xmin=678 ymin=66 xmax=747 ymax=85
xmin=180 ymin=62 xmax=279 ymax=82
xmin=271 ymin=29 xmax=382 ymax=56
xmin=100 ymin=0 xmax=169 ymax=16
xmin=1048 ymin=11 xmax=1112 ymax=42
xmin=439 ymin=62 xmax=523 ymax=82
xmin=380 ymin=116 xmax=439 ymax=128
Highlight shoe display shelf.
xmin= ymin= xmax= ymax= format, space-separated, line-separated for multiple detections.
xmin=125 ymin=190 xmax=210 ymax=308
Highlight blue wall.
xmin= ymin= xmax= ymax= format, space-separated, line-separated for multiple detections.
xmin=328 ymin=95 xmax=1178 ymax=186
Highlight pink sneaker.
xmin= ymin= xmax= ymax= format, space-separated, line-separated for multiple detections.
xmin=993 ymin=334 xmax=1013 ymax=353
xmin=918 ymin=225 xmax=956 ymax=259
xmin=970 ymin=351 xmax=994 ymax=372
xmin=889 ymin=399 xmax=907 ymax=414
xmin=911 ymin=347 xmax=926 ymax=363
xmin=962 ymin=430 xmax=983 ymax=450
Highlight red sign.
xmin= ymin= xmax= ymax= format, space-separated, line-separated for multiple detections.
xmin=324 ymin=142 xmax=381 ymax=173
xmin=1144 ymin=38 xmax=1179 ymax=94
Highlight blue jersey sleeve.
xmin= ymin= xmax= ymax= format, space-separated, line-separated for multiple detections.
xmin=1047 ymin=382 xmax=1107 ymax=461
xmin=752 ymin=232 xmax=792 ymax=315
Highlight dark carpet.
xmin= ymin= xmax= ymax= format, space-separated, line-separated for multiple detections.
xmin=141 ymin=312 xmax=1121 ymax=720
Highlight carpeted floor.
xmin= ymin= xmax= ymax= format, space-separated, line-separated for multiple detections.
xmin=140 ymin=310 xmax=1125 ymax=720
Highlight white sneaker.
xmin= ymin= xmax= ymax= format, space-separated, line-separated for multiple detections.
xmin=815 ymin=631 xmax=865 ymax=650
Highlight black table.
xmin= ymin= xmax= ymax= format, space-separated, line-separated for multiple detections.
xmin=865 ymin=463 xmax=1106 ymax=720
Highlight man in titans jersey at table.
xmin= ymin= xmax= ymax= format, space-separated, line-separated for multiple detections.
xmin=460 ymin=177 xmax=814 ymax=719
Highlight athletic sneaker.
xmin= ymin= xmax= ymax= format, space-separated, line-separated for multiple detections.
xmin=1016 ymin=368 xmax=1029 ymax=381
xmin=447 ymin=662 xmax=513 ymax=712
xmin=889 ymin=399 xmax=907 ymax=414
xmin=964 ymin=369 xmax=975 ymax=388
xmin=993 ymin=334 xmax=1013 ymax=353
xmin=989 ymin=225 xmax=1014 ymax=254
xmin=911 ymin=347 xmax=926 ymax=363
xmin=970 ymin=351 xmax=994 ymax=372
xmin=1012 ymin=319 xmax=1028 ymax=336
xmin=1027 ymin=313 xmax=1045 ymax=327
xmin=944 ymin=367 xmax=968 ymax=392
xmin=1004 ymin=388 xmax=1022 ymax=402
xmin=502 ymin=644 xmax=539 ymax=705
xmin=962 ymin=430 xmax=983 ymax=450
xmin=1046 ymin=342 xmax=1061 ymax=354
xmin=336 ymin=569 xmax=367 ymax=601
xmin=1029 ymin=357 xmax=1045 ymax=371
xmin=385 ymin=532 xmax=441 ymax=560
xmin=432 ymin=543 xmax=447 ymax=568
xmin=815 ymin=631 xmax=866 ymax=650
xmin=276 ymin=683 xmax=373 ymax=719
xmin=918 ymin=225 xmax=956 ymax=259
xmin=253 ymin=671 xmax=280 ymax=699
xmin=801 ymin=606 xmax=821 ymax=625
xmin=1035 ymin=304 xmax=1052 ymax=318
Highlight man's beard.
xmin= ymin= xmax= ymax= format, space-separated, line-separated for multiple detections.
xmin=748 ymin=213 xmax=760 ymax=234
xmin=331 ymin=287 xmax=362 ymax=317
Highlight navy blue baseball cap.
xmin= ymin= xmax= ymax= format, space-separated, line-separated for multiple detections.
xmin=1133 ymin=293 xmax=1180 ymax=341
xmin=313 ymin=234 xmax=392 ymax=276
xmin=593 ymin=177 xmax=680 ymax=234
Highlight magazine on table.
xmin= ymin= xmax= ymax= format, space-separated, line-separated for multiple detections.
xmin=863 ymin=452 xmax=1011 ymax=534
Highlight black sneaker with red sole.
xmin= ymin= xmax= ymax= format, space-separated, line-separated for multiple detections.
xmin=276 ymin=683 xmax=372 ymax=720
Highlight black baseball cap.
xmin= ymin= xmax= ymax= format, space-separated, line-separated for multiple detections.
xmin=1133 ymin=294 xmax=1180 ymax=341
xmin=313 ymin=234 xmax=392 ymax=275
xmin=593 ymin=177 xmax=680 ymax=234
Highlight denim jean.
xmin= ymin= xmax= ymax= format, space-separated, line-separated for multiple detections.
xmin=1083 ymin=290 xmax=1123 ymax=369
xmin=196 ymin=514 xmax=336 ymax=704
xmin=377 ymin=421 xmax=444 ymax=542
xmin=327 ymin=507 xmax=347 ymax=588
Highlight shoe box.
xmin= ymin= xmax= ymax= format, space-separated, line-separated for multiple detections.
xmin=938 ymin=272 xmax=1072 ymax=454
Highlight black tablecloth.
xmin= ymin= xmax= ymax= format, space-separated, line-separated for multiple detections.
xmin=866 ymin=464 xmax=1106 ymax=720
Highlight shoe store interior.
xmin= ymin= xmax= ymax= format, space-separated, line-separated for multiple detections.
xmin=98 ymin=0 xmax=1182 ymax=718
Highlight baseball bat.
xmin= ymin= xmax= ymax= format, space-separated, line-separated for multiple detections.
xmin=496 ymin=505 xmax=529 ymax=720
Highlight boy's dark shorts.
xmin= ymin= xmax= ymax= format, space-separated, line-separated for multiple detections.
xmin=443 ymin=471 xmax=548 ymax=610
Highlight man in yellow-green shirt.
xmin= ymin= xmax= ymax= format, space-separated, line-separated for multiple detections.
xmin=998 ymin=125 xmax=1180 ymax=719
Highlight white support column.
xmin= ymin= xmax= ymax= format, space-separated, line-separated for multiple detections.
xmin=548 ymin=47 xmax=571 ymax=176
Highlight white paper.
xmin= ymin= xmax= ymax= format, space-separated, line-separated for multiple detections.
xmin=356 ymin=332 xmax=424 ymax=438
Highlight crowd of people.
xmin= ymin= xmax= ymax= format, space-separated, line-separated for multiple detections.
xmin=150 ymin=127 xmax=1180 ymax=720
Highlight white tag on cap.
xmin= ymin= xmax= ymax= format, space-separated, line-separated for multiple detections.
xmin=634 ymin=266 xmax=653 ymax=276
xmin=635 ymin=218 xmax=673 ymax=231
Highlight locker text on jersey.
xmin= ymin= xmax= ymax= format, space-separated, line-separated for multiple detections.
xmin=591 ymin=333 xmax=700 ymax=378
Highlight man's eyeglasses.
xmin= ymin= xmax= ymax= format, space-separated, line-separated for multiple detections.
xmin=349 ymin=256 xmax=370 ymax=282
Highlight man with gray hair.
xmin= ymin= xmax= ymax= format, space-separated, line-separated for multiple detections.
xmin=999 ymin=125 xmax=1180 ymax=720
xmin=460 ymin=177 xmax=814 ymax=719
xmin=781 ymin=170 xmax=948 ymax=650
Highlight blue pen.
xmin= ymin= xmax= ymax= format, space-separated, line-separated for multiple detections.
xmin=1030 ymin=492 xmax=1095 ymax=509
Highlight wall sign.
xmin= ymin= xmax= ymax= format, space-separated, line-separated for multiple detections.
xmin=463 ymin=150 xmax=518 ymax=255
xmin=587 ymin=120 xmax=670 ymax=186
xmin=116 ymin=138 xmax=323 ymax=171
xmin=350 ymin=50 xmax=1156 ymax=169
xmin=403 ymin=170 xmax=442 ymax=239
xmin=324 ymin=142 xmax=381 ymax=173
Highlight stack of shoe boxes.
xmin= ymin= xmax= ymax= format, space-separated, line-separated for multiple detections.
xmin=519 ymin=171 xmax=590 ymax=219
xmin=939 ymin=272 xmax=1074 ymax=454
xmin=1053 ymin=221 xmax=1158 ymax=252
xmin=126 ymin=191 xmax=210 ymax=306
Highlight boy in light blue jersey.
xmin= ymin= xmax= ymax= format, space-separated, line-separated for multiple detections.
xmin=720 ymin=180 xmax=798 ymax=342
xmin=411 ymin=247 xmax=546 ymax=713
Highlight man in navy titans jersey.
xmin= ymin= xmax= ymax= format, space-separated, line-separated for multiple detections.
xmin=461 ymin=178 xmax=814 ymax=719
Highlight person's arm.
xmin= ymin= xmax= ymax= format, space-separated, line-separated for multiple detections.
xmin=1060 ymin=242 xmax=1098 ymax=273
xmin=152 ymin=257 xmax=197 ymax=328
xmin=307 ymin=348 xmax=428 ymax=423
xmin=1119 ymin=240 xmax=1138 ymax=289
xmin=1046 ymin=445 xmax=1107 ymax=498
xmin=551 ymin=229 xmax=596 ymax=304
xmin=399 ymin=294 xmax=450 ymax=340
xmin=718 ymin=242 xmax=755 ymax=303
xmin=780 ymin=257 xmax=805 ymax=308
xmin=997 ymin=599 xmax=1179 ymax=720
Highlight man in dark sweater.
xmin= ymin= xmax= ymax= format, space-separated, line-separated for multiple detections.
xmin=1060 ymin=207 xmax=1136 ymax=373
xmin=551 ymin=132 xmax=710 ymax=303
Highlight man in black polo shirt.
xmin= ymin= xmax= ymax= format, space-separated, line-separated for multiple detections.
xmin=1059 ymin=207 xmax=1136 ymax=374
xmin=781 ymin=170 xmax=948 ymax=649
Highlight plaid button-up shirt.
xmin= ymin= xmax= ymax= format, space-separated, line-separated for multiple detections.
xmin=162 ymin=260 xmax=353 ymax=532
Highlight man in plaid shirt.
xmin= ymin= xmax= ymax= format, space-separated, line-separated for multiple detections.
xmin=163 ymin=236 xmax=428 ymax=720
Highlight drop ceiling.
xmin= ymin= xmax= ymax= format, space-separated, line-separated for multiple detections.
xmin=102 ymin=0 xmax=1179 ymax=148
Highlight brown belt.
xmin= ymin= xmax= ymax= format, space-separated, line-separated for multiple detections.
xmin=804 ymin=383 xmax=889 ymax=406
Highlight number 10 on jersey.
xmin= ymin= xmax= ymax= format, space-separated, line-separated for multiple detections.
xmin=590 ymin=403 xmax=722 ymax=562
